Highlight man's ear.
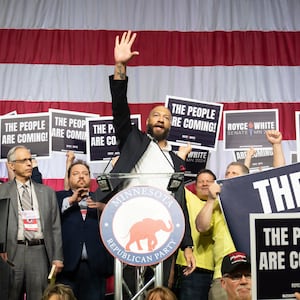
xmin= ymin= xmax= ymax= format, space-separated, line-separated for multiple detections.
xmin=146 ymin=118 xmax=149 ymax=126
xmin=220 ymin=278 xmax=226 ymax=289
xmin=7 ymin=162 xmax=15 ymax=172
xmin=6 ymin=161 xmax=16 ymax=180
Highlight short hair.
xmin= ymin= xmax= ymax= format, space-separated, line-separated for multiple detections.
xmin=226 ymin=162 xmax=249 ymax=175
xmin=145 ymin=286 xmax=177 ymax=300
xmin=196 ymin=169 xmax=217 ymax=181
xmin=7 ymin=145 xmax=30 ymax=162
xmin=41 ymin=283 xmax=77 ymax=300
xmin=67 ymin=160 xmax=90 ymax=178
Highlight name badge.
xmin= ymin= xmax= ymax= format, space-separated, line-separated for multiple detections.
xmin=21 ymin=210 xmax=39 ymax=231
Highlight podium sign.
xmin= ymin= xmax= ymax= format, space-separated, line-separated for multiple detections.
xmin=100 ymin=185 xmax=185 ymax=267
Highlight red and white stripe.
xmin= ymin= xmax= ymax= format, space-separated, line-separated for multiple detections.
xmin=0 ymin=0 xmax=299 ymax=188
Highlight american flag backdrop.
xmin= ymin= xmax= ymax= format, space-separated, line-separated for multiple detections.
xmin=0 ymin=0 xmax=299 ymax=190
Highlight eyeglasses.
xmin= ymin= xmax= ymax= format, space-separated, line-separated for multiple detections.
xmin=223 ymin=272 xmax=251 ymax=281
xmin=12 ymin=158 xmax=32 ymax=164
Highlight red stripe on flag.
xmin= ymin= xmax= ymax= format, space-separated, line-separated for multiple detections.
xmin=0 ymin=29 xmax=299 ymax=66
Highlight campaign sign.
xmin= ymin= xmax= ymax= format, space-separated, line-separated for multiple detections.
xmin=250 ymin=213 xmax=300 ymax=300
xmin=87 ymin=115 xmax=141 ymax=162
xmin=100 ymin=185 xmax=185 ymax=266
xmin=0 ymin=113 xmax=50 ymax=158
xmin=185 ymin=149 xmax=209 ymax=176
xmin=218 ymin=163 xmax=300 ymax=255
xmin=173 ymin=146 xmax=209 ymax=176
xmin=50 ymin=109 xmax=98 ymax=154
xmin=234 ymin=149 xmax=273 ymax=172
xmin=224 ymin=109 xmax=278 ymax=150
xmin=4 ymin=111 xmax=17 ymax=116
xmin=166 ymin=96 xmax=223 ymax=150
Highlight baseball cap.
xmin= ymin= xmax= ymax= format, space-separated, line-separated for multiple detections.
xmin=221 ymin=251 xmax=251 ymax=275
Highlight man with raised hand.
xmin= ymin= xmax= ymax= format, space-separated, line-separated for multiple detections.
xmin=95 ymin=30 xmax=196 ymax=296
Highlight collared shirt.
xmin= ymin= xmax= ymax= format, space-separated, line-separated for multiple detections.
xmin=16 ymin=179 xmax=44 ymax=240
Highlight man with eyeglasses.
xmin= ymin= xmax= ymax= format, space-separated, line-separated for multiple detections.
xmin=6 ymin=157 xmax=43 ymax=183
xmin=220 ymin=251 xmax=251 ymax=300
xmin=0 ymin=145 xmax=64 ymax=300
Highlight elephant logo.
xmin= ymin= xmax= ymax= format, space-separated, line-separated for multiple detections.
xmin=125 ymin=218 xmax=174 ymax=252
xmin=100 ymin=185 xmax=185 ymax=266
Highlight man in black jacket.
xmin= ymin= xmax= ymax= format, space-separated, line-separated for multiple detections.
xmin=95 ymin=31 xmax=196 ymax=294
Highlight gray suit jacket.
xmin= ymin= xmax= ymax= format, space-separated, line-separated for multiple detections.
xmin=0 ymin=180 xmax=63 ymax=264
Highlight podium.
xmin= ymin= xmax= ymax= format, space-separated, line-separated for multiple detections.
xmin=97 ymin=173 xmax=185 ymax=300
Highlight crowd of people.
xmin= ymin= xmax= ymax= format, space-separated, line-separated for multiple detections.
xmin=0 ymin=30 xmax=298 ymax=300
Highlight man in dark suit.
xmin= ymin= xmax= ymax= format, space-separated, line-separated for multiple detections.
xmin=56 ymin=159 xmax=113 ymax=300
xmin=0 ymin=145 xmax=64 ymax=300
xmin=94 ymin=31 xmax=196 ymax=295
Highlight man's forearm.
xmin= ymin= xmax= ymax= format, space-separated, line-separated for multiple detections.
xmin=273 ymin=143 xmax=286 ymax=167
xmin=114 ymin=62 xmax=126 ymax=80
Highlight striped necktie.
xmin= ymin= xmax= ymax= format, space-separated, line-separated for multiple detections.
xmin=22 ymin=185 xmax=34 ymax=241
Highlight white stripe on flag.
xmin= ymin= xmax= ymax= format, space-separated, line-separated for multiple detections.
xmin=0 ymin=64 xmax=299 ymax=103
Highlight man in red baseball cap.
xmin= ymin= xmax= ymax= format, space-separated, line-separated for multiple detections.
xmin=220 ymin=251 xmax=251 ymax=300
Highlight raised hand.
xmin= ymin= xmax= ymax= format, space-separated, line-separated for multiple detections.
xmin=114 ymin=30 xmax=139 ymax=64
xmin=208 ymin=182 xmax=221 ymax=200
xmin=178 ymin=143 xmax=192 ymax=160
xmin=265 ymin=130 xmax=282 ymax=145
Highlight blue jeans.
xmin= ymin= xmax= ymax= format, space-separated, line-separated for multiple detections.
xmin=178 ymin=267 xmax=213 ymax=300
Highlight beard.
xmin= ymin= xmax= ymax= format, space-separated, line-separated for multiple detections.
xmin=146 ymin=123 xmax=170 ymax=141
xmin=76 ymin=179 xmax=89 ymax=188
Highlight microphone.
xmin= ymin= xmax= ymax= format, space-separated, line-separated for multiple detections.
xmin=167 ymin=173 xmax=184 ymax=192
xmin=96 ymin=152 xmax=116 ymax=193
xmin=97 ymin=174 xmax=112 ymax=192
